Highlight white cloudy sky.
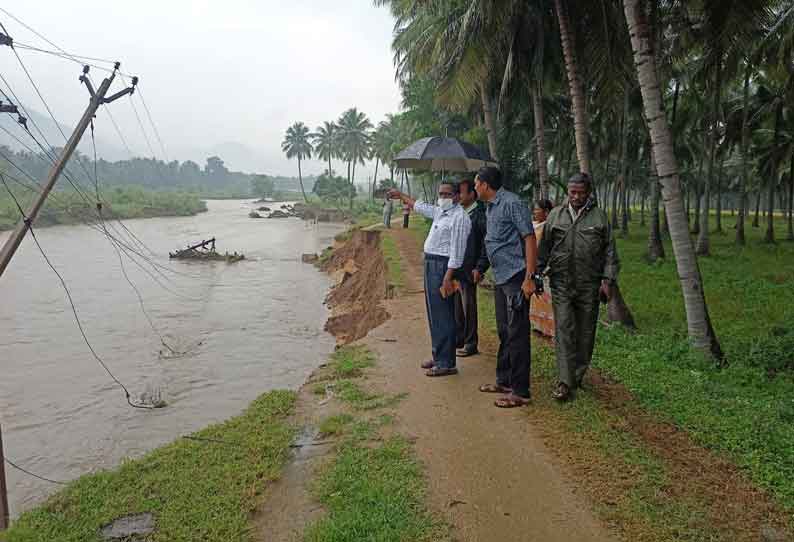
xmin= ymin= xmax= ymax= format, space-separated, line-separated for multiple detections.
xmin=0 ymin=1 xmax=402 ymax=177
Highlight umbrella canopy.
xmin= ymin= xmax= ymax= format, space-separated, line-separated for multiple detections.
xmin=393 ymin=137 xmax=497 ymax=173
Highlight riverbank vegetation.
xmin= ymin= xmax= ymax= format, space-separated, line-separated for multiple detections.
xmin=0 ymin=390 xmax=296 ymax=542
xmin=0 ymin=185 xmax=207 ymax=231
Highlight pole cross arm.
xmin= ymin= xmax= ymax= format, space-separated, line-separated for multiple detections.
xmin=80 ymin=74 xmax=97 ymax=98
xmin=0 ymin=104 xmax=18 ymax=114
xmin=0 ymin=33 xmax=12 ymax=47
xmin=103 ymin=85 xmax=136 ymax=104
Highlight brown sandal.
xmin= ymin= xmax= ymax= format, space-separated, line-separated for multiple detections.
xmin=479 ymin=384 xmax=512 ymax=394
xmin=425 ymin=367 xmax=458 ymax=377
xmin=494 ymin=395 xmax=531 ymax=408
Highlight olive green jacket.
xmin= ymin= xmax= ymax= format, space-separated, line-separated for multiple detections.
xmin=536 ymin=199 xmax=620 ymax=284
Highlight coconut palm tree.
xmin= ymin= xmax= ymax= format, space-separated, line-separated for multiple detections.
xmin=623 ymin=0 xmax=723 ymax=361
xmin=281 ymin=122 xmax=312 ymax=203
xmin=312 ymin=121 xmax=338 ymax=176
xmin=337 ymin=108 xmax=374 ymax=208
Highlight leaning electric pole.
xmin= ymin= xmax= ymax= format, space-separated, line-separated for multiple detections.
xmin=0 ymin=62 xmax=137 ymax=278
xmin=0 ymin=34 xmax=137 ymax=526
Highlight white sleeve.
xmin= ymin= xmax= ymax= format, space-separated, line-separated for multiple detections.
xmin=447 ymin=211 xmax=471 ymax=269
xmin=413 ymin=200 xmax=437 ymax=220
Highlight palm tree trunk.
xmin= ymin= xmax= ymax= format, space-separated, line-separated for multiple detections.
xmin=619 ymin=90 xmax=631 ymax=237
xmin=371 ymin=159 xmax=380 ymax=201
xmin=297 ymin=157 xmax=308 ymax=203
xmin=640 ymin=185 xmax=646 ymax=227
xmin=532 ymin=80 xmax=550 ymax=199
xmin=788 ymin=153 xmax=794 ymax=241
xmin=555 ymin=0 xmax=590 ymax=174
xmin=622 ymin=178 xmax=630 ymax=237
xmin=328 ymin=155 xmax=333 ymax=177
xmin=480 ymin=82 xmax=499 ymax=161
xmin=648 ymin=144 xmax=665 ymax=261
xmin=736 ymin=67 xmax=751 ymax=245
xmin=692 ymin=152 xmax=705 ymax=234
xmin=765 ymin=101 xmax=783 ymax=243
xmin=624 ymin=0 xmax=723 ymax=360
xmin=753 ymin=189 xmax=761 ymax=227
xmin=715 ymin=153 xmax=725 ymax=233
xmin=696 ymin=54 xmax=723 ymax=255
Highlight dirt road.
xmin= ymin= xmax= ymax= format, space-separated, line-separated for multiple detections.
xmin=360 ymin=228 xmax=615 ymax=542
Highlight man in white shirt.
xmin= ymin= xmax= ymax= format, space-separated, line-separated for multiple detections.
xmin=388 ymin=182 xmax=472 ymax=377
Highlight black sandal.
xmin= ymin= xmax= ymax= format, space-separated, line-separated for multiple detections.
xmin=551 ymin=383 xmax=571 ymax=402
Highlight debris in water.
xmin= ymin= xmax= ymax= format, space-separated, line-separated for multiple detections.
xmin=169 ymin=238 xmax=245 ymax=262
xmin=100 ymin=512 xmax=155 ymax=540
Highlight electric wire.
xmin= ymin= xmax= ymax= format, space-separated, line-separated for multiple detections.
xmin=1 ymin=169 xmax=158 ymax=409
xmin=4 ymin=458 xmax=66 ymax=485
xmin=8 ymin=42 xmax=102 ymax=190
xmin=136 ymin=86 xmax=168 ymax=161
xmin=90 ymin=119 xmax=187 ymax=355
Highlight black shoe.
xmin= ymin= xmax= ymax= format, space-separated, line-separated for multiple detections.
xmin=551 ymin=382 xmax=571 ymax=402
xmin=456 ymin=346 xmax=479 ymax=357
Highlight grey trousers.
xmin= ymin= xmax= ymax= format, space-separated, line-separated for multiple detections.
xmin=549 ymin=279 xmax=600 ymax=389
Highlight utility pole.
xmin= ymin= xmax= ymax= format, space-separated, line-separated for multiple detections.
xmin=0 ymin=63 xmax=137 ymax=278
xmin=0 ymin=63 xmax=136 ymax=530
xmin=0 ymin=424 xmax=8 ymax=530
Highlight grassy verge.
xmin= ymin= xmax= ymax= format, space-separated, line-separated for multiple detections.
xmin=306 ymin=346 xmax=444 ymax=542
xmin=380 ymin=233 xmax=404 ymax=290
xmin=1 ymin=390 xmax=297 ymax=542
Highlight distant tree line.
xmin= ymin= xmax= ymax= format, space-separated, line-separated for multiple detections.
xmin=0 ymin=145 xmax=313 ymax=197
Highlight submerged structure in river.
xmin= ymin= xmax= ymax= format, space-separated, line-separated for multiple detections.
xmin=169 ymin=238 xmax=245 ymax=262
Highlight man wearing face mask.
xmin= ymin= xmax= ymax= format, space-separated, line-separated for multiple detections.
xmin=537 ymin=172 xmax=619 ymax=402
xmin=388 ymin=183 xmax=471 ymax=377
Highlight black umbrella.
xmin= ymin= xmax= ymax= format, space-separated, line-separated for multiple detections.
xmin=393 ymin=137 xmax=497 ymax=173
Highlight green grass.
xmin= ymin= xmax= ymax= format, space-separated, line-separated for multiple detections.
xmin=329 ymin=379 xmax=407 ymax=411
xmin=328 ymin=345 xmax=375 ymax=379
xmin=304 ymin=436 xmax=446 ymax=542
xmin=2 ymin=390 xmax=297 ymax=542
xmin=318 ymin=414 xmax=355 ymax=437
xmin=305 ymin=344 xmax=443 ymax=542
xmin=380 ymin=233 xmax=404 ymax=290
xmin=597 ymin=215 xmax=794 ymax=508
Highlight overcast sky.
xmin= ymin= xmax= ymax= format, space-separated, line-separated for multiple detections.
xmin=0 ymin=1 xmax=402 ymax=178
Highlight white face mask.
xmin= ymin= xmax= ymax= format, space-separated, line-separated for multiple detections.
xmin=437 ymin=197 xmax=454 ymax=210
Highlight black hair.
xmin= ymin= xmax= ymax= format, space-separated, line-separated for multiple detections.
xmin=567 ymin=172 xmax=593 ymax=191
xmin=438 ymin=181 xmax=460 ymax=195
xmin=534 ymin=199 xmax=553 ymax=212
xmin=475 ymin=166 xmax=503 ymax=190
xmin=458 ymin=178 xmax=477 ymax=198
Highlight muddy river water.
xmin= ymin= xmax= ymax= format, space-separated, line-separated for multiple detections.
xmin=0 ymin=199 xmax=344 ymax=515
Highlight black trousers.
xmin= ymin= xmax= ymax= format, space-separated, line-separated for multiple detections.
xmin=454 ymin=280 xmax=479 ymax=351
xmin=494 ymin=271 xmax=531 ymax=398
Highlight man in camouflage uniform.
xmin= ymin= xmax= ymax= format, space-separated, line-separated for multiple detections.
xmin=537 ymin=173 xmax=619 ymax=401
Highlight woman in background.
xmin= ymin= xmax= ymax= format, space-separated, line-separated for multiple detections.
xmin=532 ymin=199 xmax=554 ymax=240
xmin=530 ymin=198 xmax=555 ymax=337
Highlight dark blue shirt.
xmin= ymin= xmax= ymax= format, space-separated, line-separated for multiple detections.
xmin=484 ymin=188 xmax=534 ymax=285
